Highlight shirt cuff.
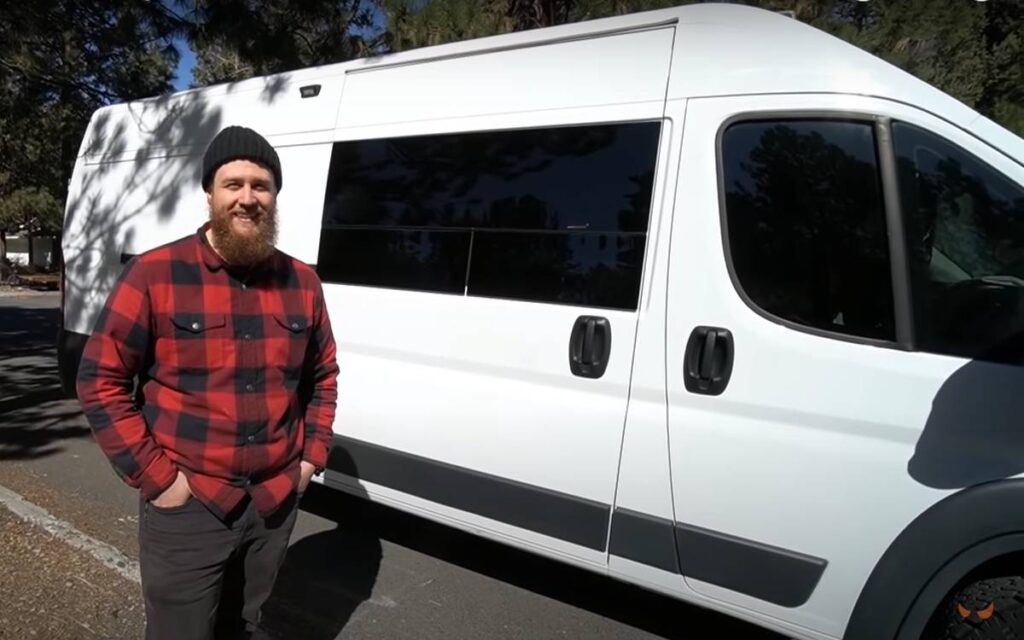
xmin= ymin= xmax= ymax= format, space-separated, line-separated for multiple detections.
xmin=302 ymin=440 xmax=328 ymax=469
xmin=139 ymin=455 xmax=178 ymax=501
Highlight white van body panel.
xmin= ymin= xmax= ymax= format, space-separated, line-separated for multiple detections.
xmin=666 ymin=8 xmax=981 ymax=129
xmin=338 ymin=27 xmax=675 ymax=127
xmin=60 ymin=3 xmax=1024 ymax=639
xmin=62 ymin=147 xmax=208 ymax=335
xmin=331 ymin=284 xmax=638 ymax=504
xmin=324 ymin=18 xmax=675 ymax=542
xmin=323 ymin=29 xmax=675 ymax=556
xmin=79 ymin=70 xmax=346 ymax=164
xmin=605 ymin=99 xmax=684 ymax=522
xmin=664 ymin=92 xmax=1024 ymax=637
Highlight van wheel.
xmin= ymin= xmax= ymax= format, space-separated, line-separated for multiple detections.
xmin=924 ymin=576 xmax=1024 ymax=639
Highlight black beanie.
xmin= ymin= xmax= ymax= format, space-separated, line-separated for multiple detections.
xmin=201 ymin=126 xmax=283 ymax=192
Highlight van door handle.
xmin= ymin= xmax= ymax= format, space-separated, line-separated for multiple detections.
xmin=684 ymin=326 xmax=734 ymax=395
xmin=570 ymin=316 xmax=611 ymax=379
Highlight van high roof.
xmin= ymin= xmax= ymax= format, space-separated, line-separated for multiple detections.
xmin=84 ymin=2 xmax=1023 ymax=163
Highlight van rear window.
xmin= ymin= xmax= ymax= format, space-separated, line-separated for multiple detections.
xmin=317 ymin=122 xmax=660 ymax=309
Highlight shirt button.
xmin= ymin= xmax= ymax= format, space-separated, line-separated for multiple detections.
xmin=245 ymin=384 xmax=255 ymax=392
xmin=290 ymin=322 xmax=299 ymax=330
xmin=246 ymin=435 xmax=255 ymax=443
xmin=191 ymin=322 xmax=201 ymax=330
xmin=242 ymin=283 xmax=247 ymax=289
xmin=243 ymin=334 xmax=252 ymax=340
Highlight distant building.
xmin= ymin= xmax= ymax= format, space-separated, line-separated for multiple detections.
xmin=4 ymin=233 xmax=55 ymax=269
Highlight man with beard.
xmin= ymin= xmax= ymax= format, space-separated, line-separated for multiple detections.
xmin=76 ymin=125 xmax=339 ymax=640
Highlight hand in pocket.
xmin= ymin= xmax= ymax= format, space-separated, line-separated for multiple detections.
xmin=152 ymin=471 xmax=192 ymax=509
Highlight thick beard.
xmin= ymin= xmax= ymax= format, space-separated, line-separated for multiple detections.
xmin=209 ymin=204 xmax=278 ymax=267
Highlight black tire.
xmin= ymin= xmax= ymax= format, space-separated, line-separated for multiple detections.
xmin=925 ymin=576 xmax=1024 ymax=639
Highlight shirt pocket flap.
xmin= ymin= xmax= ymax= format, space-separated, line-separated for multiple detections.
xmin=273 ymin=315 xmax=309 ymax=334
xmin=170 ymin=313 xmax=228 ymax=334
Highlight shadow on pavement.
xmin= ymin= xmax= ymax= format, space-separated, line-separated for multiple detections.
xmin=0 ymin=301 xmax=61 ymax=358
xmin=272 ymin=482 xmax=784 ymax=640
xmin=0 ymin=299 xmax=92 ymax=460
xmin=263 ymin=455 xmax=382 ymax=640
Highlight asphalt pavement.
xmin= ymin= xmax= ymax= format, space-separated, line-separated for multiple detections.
xmin=0 ymin=290 xmax=786 ymax=639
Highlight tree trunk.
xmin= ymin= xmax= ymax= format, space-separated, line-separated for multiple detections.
xmin=56 ymin=34 xmax=73 ymax=276
xmin=53 ymin=231 xmax=63 ymax=275
xmin=27 ymin=231 xmax=35 ymax=270
xmin=0 ymin=230 xmax=8 ymax=282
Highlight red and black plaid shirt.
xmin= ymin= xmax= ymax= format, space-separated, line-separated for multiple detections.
xmin=77 ymin=224 xmax=339 ymax=520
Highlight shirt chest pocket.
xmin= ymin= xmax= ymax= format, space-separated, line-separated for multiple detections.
xmin=168 ymin=313 xmax=229 ymax=367
xmin=270 ymin=314 xmax=311 ymax=374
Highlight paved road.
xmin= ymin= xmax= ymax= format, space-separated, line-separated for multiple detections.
xmin=0 ymin=291 xmax=786 ymax=639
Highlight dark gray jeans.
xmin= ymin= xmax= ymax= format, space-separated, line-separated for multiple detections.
xmin=138 ymin=492 xmax=300 ymax=640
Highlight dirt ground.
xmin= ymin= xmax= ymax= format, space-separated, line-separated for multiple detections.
xmin=0 ymin=509 xmax=144 ymax=640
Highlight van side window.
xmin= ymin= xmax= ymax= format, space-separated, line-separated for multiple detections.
xmin=893 ymin=122 xmax=1024 ymax=361
xmin=317 ymin=122 xmax=661 ymax=309
xmin=721 ymin=120 xmax=895 ymax=341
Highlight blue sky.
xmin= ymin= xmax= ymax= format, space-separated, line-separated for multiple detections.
xmin=172 ymin=37 xmax=196 ymax=90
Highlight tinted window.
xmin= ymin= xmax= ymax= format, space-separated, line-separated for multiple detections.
xmin=468 ymin=231 xmax=646 ymax=308
xmin=894 ymin=122 xmax=1024 ymax=361
xmin=322 ymin=124 xmax=659 ymax=232
xmin=722 ymin=120 xmax=895 ymax=341
xmin=317 ymin=229 xmax=470 ymax=294
xmin=318 ymin=122 xmax=660 ymax=308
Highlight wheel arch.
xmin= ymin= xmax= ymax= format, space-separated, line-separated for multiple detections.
xmin=844 ymin=478 xmax=1024 ymax=640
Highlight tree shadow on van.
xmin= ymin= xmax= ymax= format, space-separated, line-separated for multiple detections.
xmin=261 ymin=450 xmax=383 ymax=640
xmin=909 ymin=335 xmax=1024 ymax=489
xmin=62 ymin=75 xmax=295 ymax=338
xmin=62 ymin=93 xmax=224 ymax=336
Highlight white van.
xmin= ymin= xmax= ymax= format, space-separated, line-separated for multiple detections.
xmin=57 ymin=4 xmax=1024 ymax=639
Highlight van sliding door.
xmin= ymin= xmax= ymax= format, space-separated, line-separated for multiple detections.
xmin=319 ymin=26 xmax=675 ymax=564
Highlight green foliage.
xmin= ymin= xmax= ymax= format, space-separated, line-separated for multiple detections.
xmin=570 ymin=0 xmax=691 ymax=21
xmin=0 ymin=187 xmax=62 ymax=235
xmin=0 ymin=1 xmax=183 ymax=105
xmin=979 ymin=0 xmax=1024 ymax=136
xmin=781 ymin=0 xmax=1022 ymax=137
xmin=189 ymin=0 xmax=378 ymax=86
xmin=804 ymin=2 xmax=972 ymax=107
xmin=0 ymin=0 xmax=186 ymax=242
xmin=378 ymin=0 xmax=511 ymax=51
xmin=378 ymin=0 xmax=688 ymax=46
